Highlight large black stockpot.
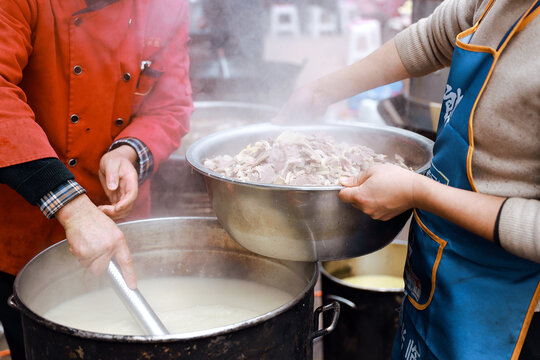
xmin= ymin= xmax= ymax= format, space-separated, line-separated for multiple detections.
xmin=10 ymin=217 xmax=339 ymax=360
xmin=321 ymin=240 xmax=407 ymax=360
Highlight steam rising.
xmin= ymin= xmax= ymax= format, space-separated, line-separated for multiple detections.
xmin=151 ymin=0 xmax=413 ymax=218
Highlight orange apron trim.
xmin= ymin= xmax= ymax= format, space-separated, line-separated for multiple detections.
xmin=512 ymin=282 xmax=540 ymax=359
xmin=453 ymin=0 xmax=540 ymax=192
xmin=452 ymin=2 xmax=540 ymax=355
xmin=407 ymin=210 xmax=447 ymax=310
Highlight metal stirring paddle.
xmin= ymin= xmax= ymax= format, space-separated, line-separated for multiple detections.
xmin=107 ymin=261 xmax=169 ymax=336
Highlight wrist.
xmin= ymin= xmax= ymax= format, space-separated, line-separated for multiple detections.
xmin=39 ymin=180 xmax=86 ymax=219
xmin=112 ymin=145 xmax=138 ymax=167
xmin=109 ymin=138 xmax=154 ymax=184
xmin=308 ymin=82 xmax=332 ymax=110
xmin=313 ymin=90 xmax=331 ymax=112
xmin=55 ymin=194 xmax=90 ymax=226
xmin=411 ymin=173 xmax=431 ymax=210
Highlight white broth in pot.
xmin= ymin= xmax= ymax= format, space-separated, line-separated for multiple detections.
xmin=43 ymin=276 xmax=294 ymax=336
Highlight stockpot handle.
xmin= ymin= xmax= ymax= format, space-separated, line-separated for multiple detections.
xmin=325 ymin=294 xmax=357 ymax=310
xmin=325 ymin=294 xmax=368 ymax=312
xmin=7 ymin=294 xmax=18 ymax=310
xmin=310 ymin=301 xmax=340 ymax=342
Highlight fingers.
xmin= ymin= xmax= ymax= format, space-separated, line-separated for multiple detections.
xmin=98 ymin=170 xmax=138 ymax=219
xmin=74 ymin=226 xmax=136 ymax=288
xmin=60 ymin=191 xmax=137 ymax=289
xmin=114 ymin=245 xmax=137 ymax=289
xmin=338 ymin=169 xmax=371 ymax=205
xmin=117 ymin=174 xmax=138 ymax=206
xmin=99 ymin=153 xmax=139 ymax=218
xmin=338 ymin=165 xmax=417 ymax=221
xmin=83 ymin=252 xmax=112 ymax=277
xmin=80 ymin=235 xmax=137 ymax=289
xmin=98 ymin=204 xmax=116 ymax=217
xmin=340 ymin=170 xmax=370 ymax=187
xmin=338 ymin=187 xmax=386 ymax=220
xmin=111 ymin=199 xmax=134 ymax=219
xmin=338 ymin=186 xmax=368 ymax=210
xmin=338 ymin=167 xmax=384 ymax=219
xmin=98 ymin=201 xmax=133 ymax=220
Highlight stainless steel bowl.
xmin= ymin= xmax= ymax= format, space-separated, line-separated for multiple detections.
xmin=186 ymin=122 xmax=433 ymax=261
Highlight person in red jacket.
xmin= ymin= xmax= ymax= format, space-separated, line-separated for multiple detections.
xmin=0 ymin=1 xmax=193 ymax=358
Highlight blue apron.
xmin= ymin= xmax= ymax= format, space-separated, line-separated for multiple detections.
xmin=392 ymin=1 xmax=540 ymax=359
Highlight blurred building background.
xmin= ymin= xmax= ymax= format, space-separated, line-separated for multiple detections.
xmin=188 ymin=0 xmax=445 ymax=140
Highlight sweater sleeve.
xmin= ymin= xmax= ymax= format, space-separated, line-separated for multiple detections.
xmin=0 ymin=158 xmax=74 ymax=205
xmin=394 ymin=0 xmax=479 ymax=77
xmin=499 ymin=198 xmax=540 ymax=264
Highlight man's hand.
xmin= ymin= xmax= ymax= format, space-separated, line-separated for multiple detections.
xmin=55 ymin=194 xmax=137 ymax=289
xmin=98 ymin=145 xmax=139 ymax=220
xmin=339 ymin=164 xmax=417 ymax=220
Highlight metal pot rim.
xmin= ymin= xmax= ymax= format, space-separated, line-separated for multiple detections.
xmin=319 ymin=240 xmax=407 ymax=293
xmin=14 ymin=266 xmax=319 ymax=342
xmin=12 ymin=219 xmax=320 ymax=342
xmin=319 ymin=266 xmax=404 ymax=293
xmin=186 ymin=122 xmax=434 ymax=191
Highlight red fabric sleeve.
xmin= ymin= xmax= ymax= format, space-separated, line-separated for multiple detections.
xmin=115 ymin=0 xmax=193 ymax=172
xmin=0 ymin=0 xmax=57 ymax=167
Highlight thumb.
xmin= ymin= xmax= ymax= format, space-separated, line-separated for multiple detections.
xmin=98 ymin=204 xmax=116 ymax=217
xmin=105 ymin=166 xmax=120 ymax=191
xmin=340 ymin=170 xmax=369 ymax=187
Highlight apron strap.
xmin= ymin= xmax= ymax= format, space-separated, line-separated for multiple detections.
xmin=516 ymin=1 xmax=540 ymax=33
xmin=476 ymin=0 xmax=497 ymax=25
xmin=497 ymin=0 xmax=540 ymax=50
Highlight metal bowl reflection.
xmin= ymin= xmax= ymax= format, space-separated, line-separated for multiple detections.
xmin=186 ymin=123 xmax=433 ymax=261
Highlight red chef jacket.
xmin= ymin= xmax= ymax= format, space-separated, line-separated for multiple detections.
xmin=0 ymin=0 xmax=193 ymax=275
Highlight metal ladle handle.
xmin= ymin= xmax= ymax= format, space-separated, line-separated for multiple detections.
xmin=107 ymin=261 xmax=169 ymax=336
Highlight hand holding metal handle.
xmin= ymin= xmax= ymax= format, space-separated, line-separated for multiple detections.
xmin=107 ymin=261 xmax=169 ymax=336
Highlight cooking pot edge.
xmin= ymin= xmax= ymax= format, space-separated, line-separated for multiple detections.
xmin=10 ymin=232 xmax=321 ymax=343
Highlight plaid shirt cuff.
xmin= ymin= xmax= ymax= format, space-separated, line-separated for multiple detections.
xmin=38 ymin=180 xmax=87 ymax=219
xmin=109 ymin=138 xmax=154 ymax=184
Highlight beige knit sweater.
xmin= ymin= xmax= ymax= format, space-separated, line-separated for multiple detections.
xmin=395 ymin=0 xmax=540 ymax=264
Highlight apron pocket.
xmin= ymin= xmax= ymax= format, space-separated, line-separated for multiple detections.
xmin=404 ymin=210 xmax=447 ymax=310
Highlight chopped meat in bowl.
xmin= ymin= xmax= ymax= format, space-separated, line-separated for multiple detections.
xmin=204 ymin=131 xmax=409 ymax=186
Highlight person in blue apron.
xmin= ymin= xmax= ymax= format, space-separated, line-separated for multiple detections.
xmin=276 ymin=0 xmax=540 ymax=358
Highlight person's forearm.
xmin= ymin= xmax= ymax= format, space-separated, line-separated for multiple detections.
xmin=413 ymin=175 xmax=506 ymax=241
xmin=309 ymin=38 xmax=411 ymax=107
